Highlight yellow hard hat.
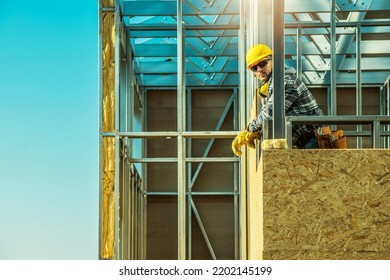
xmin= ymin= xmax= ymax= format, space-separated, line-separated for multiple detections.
xmin=246 ymin=44 xmax=272 ymax=70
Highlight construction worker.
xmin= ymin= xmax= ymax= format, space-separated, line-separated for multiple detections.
xmin=232 ymin=43 xmax=324 ymax=156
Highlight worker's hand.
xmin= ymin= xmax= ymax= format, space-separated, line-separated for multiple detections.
xmin=246 ymin=131 xmax=262 ymax=150
xmin=232 ymin=131 xmax=247 ymax=156
xmin=232 ymin=131 xmax=262 ymax=156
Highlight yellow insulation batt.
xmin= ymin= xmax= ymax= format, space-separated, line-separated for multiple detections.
xmin=261 ymin=139 xmax=288 ymax=150
xmin=101 ymin=137 xmax=115 ymax=259
xmin=100 ymin=0 xmax=116 ymax=259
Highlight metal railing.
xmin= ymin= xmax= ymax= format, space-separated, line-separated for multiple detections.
xmin=119 ymin=141 xmax=145 ymax=260
xmin=285 ymin=115 xmax=390 ymax=149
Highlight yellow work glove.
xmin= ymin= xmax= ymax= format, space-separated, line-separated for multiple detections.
xmin=231 ymin=131 xmax=262 ymax=156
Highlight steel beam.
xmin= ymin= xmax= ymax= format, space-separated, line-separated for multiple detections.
xmin=272 ymin=0 xmax=285 ymax=139
xmin=356 ymin=24 xmax=363 ymax=148
xmin=285 ymin=115 xmax=390 ymax=148
xmin=177 ymin=0 xmax=186 ymax=260
xmin=329 ymin=0 xmax=337 ymax=116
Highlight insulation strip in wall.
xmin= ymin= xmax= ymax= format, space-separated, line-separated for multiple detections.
xmin=100 ymin=0 xmax=115 ymax=259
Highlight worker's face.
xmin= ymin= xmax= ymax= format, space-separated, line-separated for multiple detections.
xmin=251 ymin=59 xmax=272 ymax=82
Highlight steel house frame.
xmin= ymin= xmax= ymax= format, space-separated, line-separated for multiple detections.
xmin=98 ymin=0 xmax=390 ymax=260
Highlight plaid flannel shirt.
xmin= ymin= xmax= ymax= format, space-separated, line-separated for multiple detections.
xmin=247 ymin=72 xmax=324 ymax=147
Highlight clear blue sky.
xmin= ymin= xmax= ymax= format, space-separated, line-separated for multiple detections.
xmin=0 ymin=1 xmax=98 ymax=259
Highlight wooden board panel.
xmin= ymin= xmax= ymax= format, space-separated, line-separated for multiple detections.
xmin=261 ymin=149 xmax=390 ymax=259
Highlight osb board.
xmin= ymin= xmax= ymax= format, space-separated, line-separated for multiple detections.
xmin=263 ymin=250 xmax=390 ymax=260
xmin=262 ymin=149 xmax=390 ymax=260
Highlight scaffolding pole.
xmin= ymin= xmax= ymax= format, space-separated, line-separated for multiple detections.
xmin=330 ymin=0 xmax=337 ymax=116
xmin=356 ymin=23 xmax=363 ymax=148
xmin=272 ymin=0 xmax=285 ymax=139
xmin=177 ymin=0 xmax=186 ymax=260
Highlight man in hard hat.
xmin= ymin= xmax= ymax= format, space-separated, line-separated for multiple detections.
xmin=232 ymin=43 xmax=324 ymax=156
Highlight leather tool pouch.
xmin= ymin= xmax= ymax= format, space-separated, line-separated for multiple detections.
xmin=314 ymin=126 xmax=347 ymax=149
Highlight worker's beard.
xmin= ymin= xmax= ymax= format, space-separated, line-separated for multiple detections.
xmin=257 ymin=70 xmax=271 ymax=83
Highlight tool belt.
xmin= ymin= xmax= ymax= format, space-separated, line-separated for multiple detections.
xmin=314 ymin=126 xmax=347 ymax=149
xmin=295 ymin=130 xmax=316 ymax=148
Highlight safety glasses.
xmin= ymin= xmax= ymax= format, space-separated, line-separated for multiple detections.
xmin=250 ymin=59 xmax=270 ymax=72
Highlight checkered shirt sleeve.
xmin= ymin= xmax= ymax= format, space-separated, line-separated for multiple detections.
xmin=247 ymin=74 xmax=323 ymax=144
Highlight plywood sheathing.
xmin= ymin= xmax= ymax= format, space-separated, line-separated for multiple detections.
xmin=262 ymin=149 xmax=390 ymax=259
xmin=247 ymin=149 xmax=264 ymax=260
xmin=263 ymin=250 xmax=390 ymax=260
